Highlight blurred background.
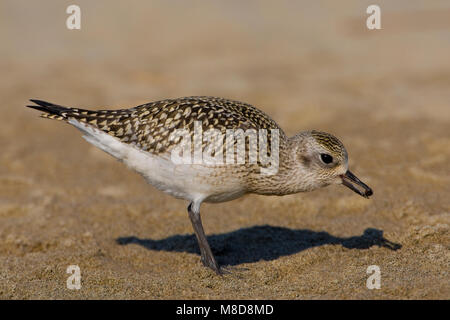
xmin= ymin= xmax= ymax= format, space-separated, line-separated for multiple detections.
xmin=0 ymin=0 xmax=448 ymax=299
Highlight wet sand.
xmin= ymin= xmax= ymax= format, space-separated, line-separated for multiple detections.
xmin=0 ymin=1 xmax=448 ymax=299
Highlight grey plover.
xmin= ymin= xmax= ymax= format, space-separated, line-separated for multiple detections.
xmin=27 ymin=96 xmax=372 ymax=274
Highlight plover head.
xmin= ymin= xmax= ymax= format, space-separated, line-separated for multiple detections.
xmin=288 ymin=130 xmax=373 ymax=198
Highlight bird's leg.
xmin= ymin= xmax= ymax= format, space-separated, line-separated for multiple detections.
xmin=187 ymin=202 xmax=221 ymax=275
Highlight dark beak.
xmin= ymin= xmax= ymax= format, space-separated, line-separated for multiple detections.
xmin=341 ymin=170 xmax=373 ymax=198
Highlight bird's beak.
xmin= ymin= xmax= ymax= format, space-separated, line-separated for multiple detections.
xmin=341 ymin=170 xmax=373 ymax=198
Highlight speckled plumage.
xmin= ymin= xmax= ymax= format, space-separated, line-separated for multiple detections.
xmin=34 ymin=96 xmax=285 ymax=156
xmin=27 ymin=96 xmax=372 ymax=275
xmin=311 ymin=130 xmax=347 ymax=162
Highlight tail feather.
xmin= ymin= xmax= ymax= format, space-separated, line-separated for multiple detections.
xmin=27 ymin=99 xmax=132 ymax=131
xmin=27 ymin=99 xmax=72 ymax=120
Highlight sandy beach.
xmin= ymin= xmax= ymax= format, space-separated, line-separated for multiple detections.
xmin=0 ymin=0 xmax=448 ymax=299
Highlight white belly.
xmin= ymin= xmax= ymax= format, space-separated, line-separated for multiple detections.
xmin=69 ymin=119 xmax=246 ymax=203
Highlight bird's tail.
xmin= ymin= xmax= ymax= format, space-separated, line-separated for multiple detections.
xmin=26 ymin=99 xmax=73 ymax=121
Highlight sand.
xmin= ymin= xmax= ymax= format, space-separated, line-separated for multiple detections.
xmin=0 ymin=0 xmax=448 ymax=299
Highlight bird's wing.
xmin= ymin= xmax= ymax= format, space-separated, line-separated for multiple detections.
xmin=27 ymin=96 xmax=285 ymax=156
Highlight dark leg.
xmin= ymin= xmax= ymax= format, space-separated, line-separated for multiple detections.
xmin=187 ymin=202 xmax=221 ymax=275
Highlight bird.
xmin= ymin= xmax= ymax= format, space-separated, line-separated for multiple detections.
xmin=27 ymin=96 xmax=373 ymax=275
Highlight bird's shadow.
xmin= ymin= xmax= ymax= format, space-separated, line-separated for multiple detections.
xmin=116 ymin=225 xmax=401 ymax=266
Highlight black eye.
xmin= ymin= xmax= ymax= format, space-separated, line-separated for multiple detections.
xmin=320 ymin=153 xmax=333 ymax=164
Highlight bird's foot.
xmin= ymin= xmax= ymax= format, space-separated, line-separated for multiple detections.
xmin=201 ymin=257 xmax=248 ymax=275
xmin=218 ymin=265 xmax=249 ymax=275
xmin=201 ymin=256 xmax=222 ymax=275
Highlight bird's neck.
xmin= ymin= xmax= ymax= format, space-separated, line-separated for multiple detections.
xmin=247 ymin=135 xmax=315 ymax=196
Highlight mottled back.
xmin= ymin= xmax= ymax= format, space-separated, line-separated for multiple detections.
xmin=37 ymin=96 xmax=285 ymax=157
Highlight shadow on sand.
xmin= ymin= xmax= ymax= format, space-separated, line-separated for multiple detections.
xmin=116 ymin=225 xmax=401 ymax=266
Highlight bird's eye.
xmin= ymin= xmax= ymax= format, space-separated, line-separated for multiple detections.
xmin=320 ymin=153 xmax=333 ymax=164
